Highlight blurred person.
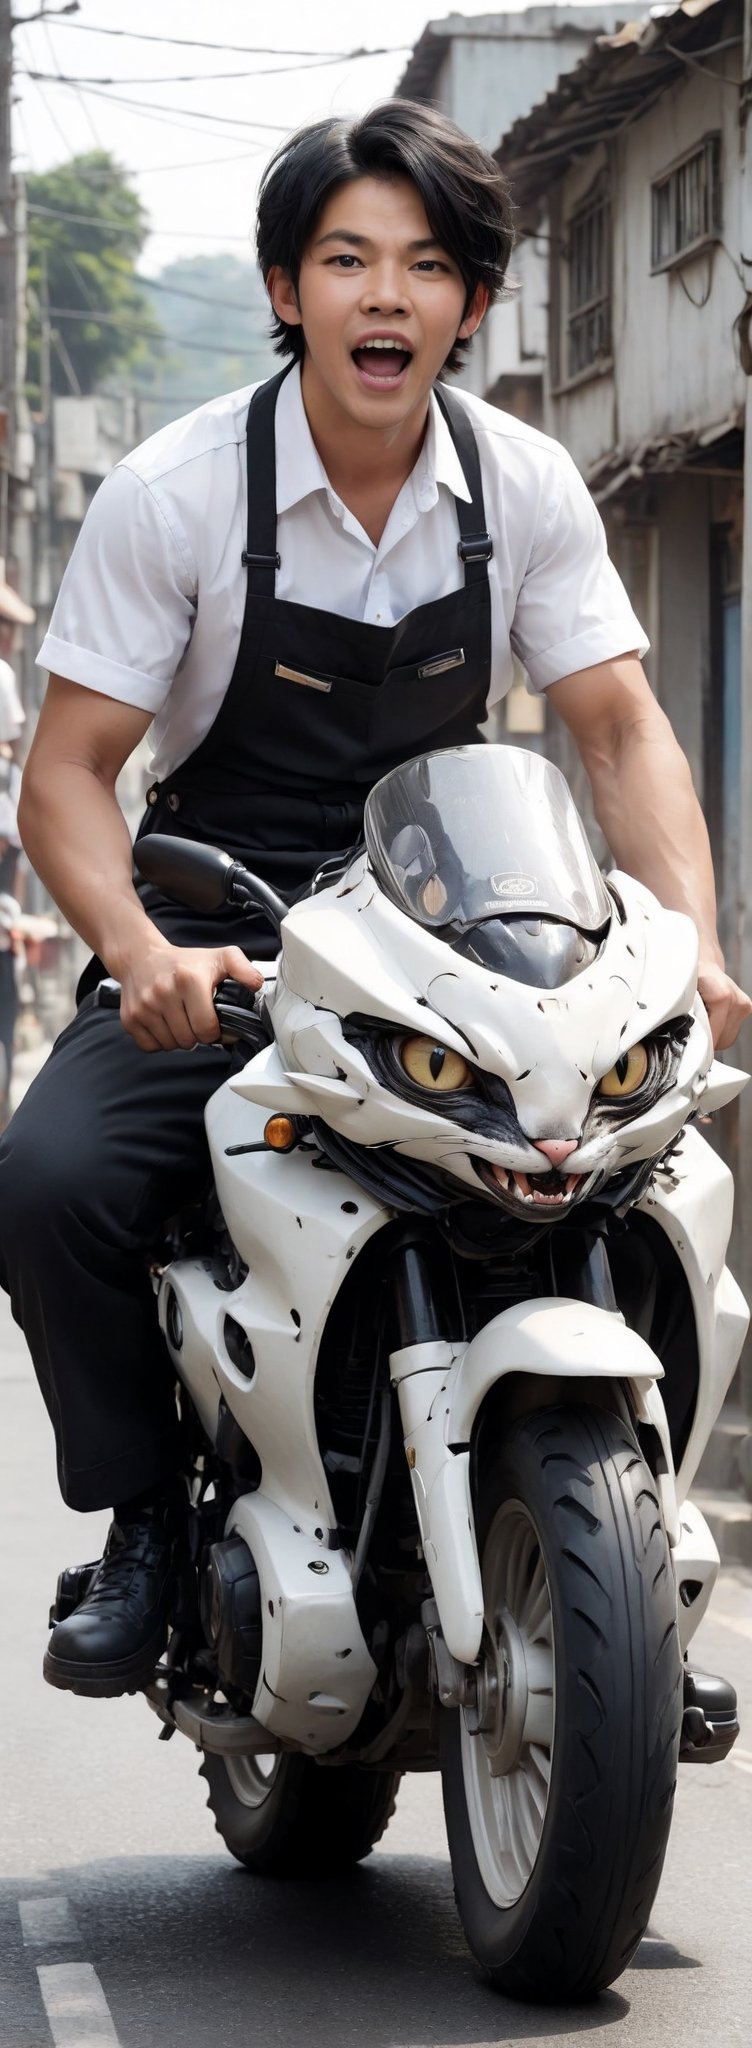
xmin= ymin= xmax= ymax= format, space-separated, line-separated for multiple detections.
xmin=0 ymin=102 xmax=748 ymax=1699
xmin=0 ymin=579 xmax=33 ymax=1123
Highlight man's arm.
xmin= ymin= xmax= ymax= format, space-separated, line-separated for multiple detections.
xmin=547 ymin=654 xmax=752 ymax=1051
xmin=19 ymin=675 xmax=261 ymax=1051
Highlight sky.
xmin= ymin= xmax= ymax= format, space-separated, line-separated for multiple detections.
xmin=11 ymin=0 xmax=612 ymax=274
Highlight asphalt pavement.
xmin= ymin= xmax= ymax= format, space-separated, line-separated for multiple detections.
xmin=1 ymin=1282 xmax=751 ymax=2048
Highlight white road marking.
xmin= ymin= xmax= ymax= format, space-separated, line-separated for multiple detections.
xmin=19 ymin=1896 xmax=81 ymax=1946
xmin=36 ymin=1963 xmax=121 ymax=2047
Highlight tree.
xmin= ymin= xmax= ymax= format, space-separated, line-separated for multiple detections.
xmin=134 ymin=253 xmax=276 ymax=429
xmin=26 ymin=153 xmax=163 ymax=400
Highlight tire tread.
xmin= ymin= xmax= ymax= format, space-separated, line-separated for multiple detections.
xmin=440 ymin=1403 xmax=681 ymax=2002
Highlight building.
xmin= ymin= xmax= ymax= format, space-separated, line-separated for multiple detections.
xmin=502 ymin=0 xmax=744 ymax=882
xmin=397 ymin=9 xmax=629 ymax=423
xmin=397 ymin=7 xmax=630 ymax=746
xmin=499 ymin=0 xmax=752 ymax=1451
xmin=397 ymin=4 xmax=752 ymax=1457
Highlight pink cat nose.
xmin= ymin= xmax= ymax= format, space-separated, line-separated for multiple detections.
xmin=534 ymin=1139 xmax=578 ymax=1168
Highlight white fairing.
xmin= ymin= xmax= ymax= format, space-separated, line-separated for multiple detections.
xmin=158 ymin=750 xmax=748 ymax=1751
xmin=159 ymin=1081 xmax=383 ymax=1747
xmin=234 ymin=859 xmax=714 ymax=1206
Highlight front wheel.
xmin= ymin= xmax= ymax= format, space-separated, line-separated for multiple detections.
xmin=441 ymin=1405 xmax=681 ymax=2002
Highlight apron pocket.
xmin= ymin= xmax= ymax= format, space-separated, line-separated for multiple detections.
xmin=274 ymin=659 xmax=382 ymax=692
xmin=368 ymin=648 xmax=482 ymax=765
xmin=417 ymin=647 xmax=465 ymax=679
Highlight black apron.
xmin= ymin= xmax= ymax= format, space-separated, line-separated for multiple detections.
xmin=83 ymin=366 xmax=494 ymax=990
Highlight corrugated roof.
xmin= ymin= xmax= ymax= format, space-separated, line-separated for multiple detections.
xmin=499 ymin=0 xmax=740 ymax=205
xmin=586 ymin=409 xmax=743 ymax=501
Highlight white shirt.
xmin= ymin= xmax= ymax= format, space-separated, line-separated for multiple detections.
xmin=38 ymin=365 xmax=647 ymax=780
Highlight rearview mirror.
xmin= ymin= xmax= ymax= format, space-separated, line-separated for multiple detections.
xmin=134 ymin=833 xmax=288 ymax=933
xmin=134 ymin=835 xmax=235 ymax=913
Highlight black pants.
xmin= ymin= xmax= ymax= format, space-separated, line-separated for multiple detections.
xmin=0 ymin=1002 xmax=231 ymax=1510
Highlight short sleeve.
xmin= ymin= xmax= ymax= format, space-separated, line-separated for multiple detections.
xmin=510 ymin=450 xmax=648 ymax=691
xmin=36 ymin=462 xmax=197 ymax=714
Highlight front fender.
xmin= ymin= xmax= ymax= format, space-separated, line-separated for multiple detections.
xmin=392 ymin=1299 xmax=665 ymax=1668
xmin=448 ymin=1297 xmax=663 ymax=1445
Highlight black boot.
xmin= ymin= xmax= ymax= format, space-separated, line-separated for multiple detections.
xmin=680 ymin=1665 xmax=740 ymax=1764
xmin=43 ymin=1484 xmax=187 ymax=1699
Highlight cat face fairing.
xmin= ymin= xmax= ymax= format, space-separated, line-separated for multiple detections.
xmin=239 ymin=746 xmax=718 ymax=1218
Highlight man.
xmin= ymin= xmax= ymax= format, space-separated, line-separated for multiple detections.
xmin=0 ymin=102 xmax=748 ymax=1699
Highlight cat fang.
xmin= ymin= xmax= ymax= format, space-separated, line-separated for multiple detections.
xmin=484 ymin=1163 xmax=582 ymax=1207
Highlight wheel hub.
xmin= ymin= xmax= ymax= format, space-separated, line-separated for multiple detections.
xmin=459 ymin=1498 xmax=555 ymax=1908
xmin=465 ymin=1606 xmax=530 ymax=1777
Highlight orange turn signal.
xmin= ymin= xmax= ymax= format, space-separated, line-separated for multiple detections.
xmin=264 ymin=1115 xmax=298 ymax=1152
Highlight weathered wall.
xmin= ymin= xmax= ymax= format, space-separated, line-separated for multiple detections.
xmin=549 ymin=48 xmax=745 ymax=465
xmin=438 ymin=11 xmax=627 ymax=148
xmin=653 ymin=474 xmax=712 ymax=792
xmin=412 ymin=9 xmax=626 ymax=394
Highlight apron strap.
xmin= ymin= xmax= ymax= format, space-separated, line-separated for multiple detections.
xmin=433 ymin=382 xmax=494 ymax=586
xmin=242 ymin=366 xmax=294 ymax=597
xmin=242 ymin=367 xmax=493 ymax=597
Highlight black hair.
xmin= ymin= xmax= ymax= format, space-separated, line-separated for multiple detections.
xmin=256 ymin=99 xmax=515 ymax=376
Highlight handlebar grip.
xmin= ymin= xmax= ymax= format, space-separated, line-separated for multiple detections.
xmin=88 ymin=974 xmax=264 ymax=1051
xmin=214 ymin=977 xmax=259 ymax=1013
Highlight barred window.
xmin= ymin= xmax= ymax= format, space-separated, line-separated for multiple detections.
xmin=567 ymin=184 xmax=611 ymax=380
xmin=651 ymin=135 xmax=721 ymax=271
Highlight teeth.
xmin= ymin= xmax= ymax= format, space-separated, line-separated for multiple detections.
xmin=358 ymin=338 xmax=410 ymax=351
xmin=489 ymin=1165 xmax=581 ymax=1207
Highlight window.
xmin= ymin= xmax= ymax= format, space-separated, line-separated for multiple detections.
xmin=651 ymin=135 xmax=721 ymax=271
xmin=567 ymin=183 xmax=611 ymax=380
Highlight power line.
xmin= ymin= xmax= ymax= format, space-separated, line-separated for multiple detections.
xmin=13 ymin=137 xmax=265 ymax=183
xmin=21 ymin=56 xmax=384 ymax=84
xmin=18 ymin=71 xmax=293 ymax=135
xmin=17 ymin=18 xmax=411 ymax=60
xmin=16 ymin=26 xmax=77 ymax=155
xmin=53 ymin=93 xmax=271 ymax=152
xmin=137 ymin=273 xmax=260 ymax=314
xmin=78 ymin=148 xmax=264 ymax=180
xmin=44 ymin=303 xmax=255 ymax=355
xmin=28 ymin=199 xmax=254 ymax=244
xmin=40 ymin=15 xmax=103 ymax=149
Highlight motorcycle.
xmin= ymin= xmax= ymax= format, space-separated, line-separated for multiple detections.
xmin=52 ymin=744 xmax=748 ymax=2003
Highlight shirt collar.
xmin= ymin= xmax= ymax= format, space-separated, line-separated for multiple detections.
xmin=274 ymin=363 xmax=473 ymax=517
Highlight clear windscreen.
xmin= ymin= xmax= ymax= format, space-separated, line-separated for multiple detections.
xmin=364 ymin=745 xmax=611 ymax=933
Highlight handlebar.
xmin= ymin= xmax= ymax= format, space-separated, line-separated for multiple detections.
xmin=89 ymin=975 xmax=268 ymax=1051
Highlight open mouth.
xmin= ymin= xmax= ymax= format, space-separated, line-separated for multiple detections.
xmin=476 ymin=1161 xmax=583 ymax=1210
xmin=351 ymin=339 xmax=414 ymax=389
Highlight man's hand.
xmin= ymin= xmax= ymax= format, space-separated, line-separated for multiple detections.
xmin=118 ymin=934 xmax=263 ymax=1052
xmin=697 ymin=960 xmax=752 ymax=1053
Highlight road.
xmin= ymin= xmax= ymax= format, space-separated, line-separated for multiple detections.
xmin=1 ymin=1289 xmax=751 ymax=2048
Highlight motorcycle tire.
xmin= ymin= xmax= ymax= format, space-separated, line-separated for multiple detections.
xmin=200 ymin=1750 xmax=401 ymax=1877
xmin=440 ymin=1403 xmax=681 ymax=2003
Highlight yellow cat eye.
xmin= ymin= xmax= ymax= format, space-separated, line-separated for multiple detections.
xmin=598 ymin=1043 xmax=649 ymax=1099
xmin=400 ymin=1036 xmax=472 ymax=1093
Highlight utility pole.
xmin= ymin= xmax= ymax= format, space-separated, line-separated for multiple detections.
xmin=0 ymin=2 xmax=36 ymax=723
xmin=35 ymin=249 xmax=53 ymax=635
xmin=0 ymin=0 xmax=15 ymax=563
